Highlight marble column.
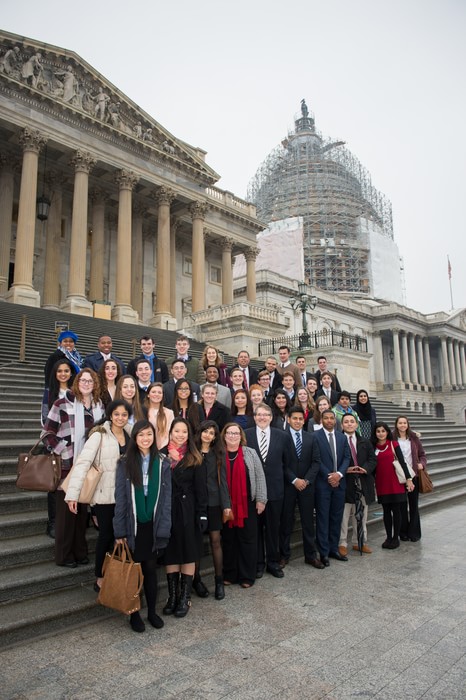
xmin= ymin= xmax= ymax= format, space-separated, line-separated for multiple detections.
xmin=88 ymin=189 xmax=107 ymax=304
xmin=245 ymin=247 xmax=258 ymax=304
xmin=131 ymin=203 xmax=145 ymax=318
xmin=401 ymin=332 xmax=410 ymax=383
xmin=169 ymin=218 xmax=178 ymax=319
xmin=0 ymin=155 xmax=15 ymax=297
xmin=221 ymin=237 xmax=234 ymax=305
xmin=190 ymin=202 xmax=207 ymax=313
xmin=112 ymin=169 xmax=139 ymax=323
xmin=423 ymin=338 xmax=433 ymax=386
xmin=440 ymin=336 xmax=451 ymax=386
xmin=62 ymin=150 xmax=96 ymax=315
xmin=447 ymin=339 xmax=457 ymax=386
xmin=416 ymin=336 xmax=426 ymax=385
xmin=372 ymin=331 xmax=385 ymax=388
xmin=153 ymin=187 xmax=176 ymax=328
xmin=453 ymin=340 xmax=462 ymax=387
xmin=392 ymin=328 xmax=402 ymax=383
xmin=460 ymin=343 xmax=466 ymax=387
xmin=408 ymin=333 xmax=418 ymax=384
xmin=6 ymin=128 xmax=46 ymax=306
xmin=42 ymin=177 xmax=62 ymax=309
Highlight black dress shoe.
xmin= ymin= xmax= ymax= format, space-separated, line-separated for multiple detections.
xmin=266 ymin=566 xmax=284 ymax=578
xmin=192 ymin=577 xmax=209 ymax=598
xmin=76 ymin=557 xmax=90 ymax=566
xmin=409 ymin=536 xmax=420 ymax=542
xmin=400 ymin=535 xmax=409 ymax=541
xmin=279 ymin=558 xmax=289 ymax=568
xmin=60 ymin=561 xmax=77 ymax=568
xmin=329 ymin=551 xmax=348 ymax=562
xmin=46 ymin=522 xmax=55 ymax=539
xmin=305 ymin=557 xmax=325 ymax=570
xmin=321 ymin=556 xmax=330 ymax=567
xmin=256 ymin=569 xmax=264 ymax=579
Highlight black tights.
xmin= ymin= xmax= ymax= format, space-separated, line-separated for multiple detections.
xmin=141 ymin=558 xmax=158 ymax=615
xmin=195 ymin=530 xmax=223 ymax=579
xmin=383 ymin=502 xmax=402 ymax=540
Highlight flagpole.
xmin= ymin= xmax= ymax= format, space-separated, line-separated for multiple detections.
xmin=447 ymin=255 xmax=454 ymax=310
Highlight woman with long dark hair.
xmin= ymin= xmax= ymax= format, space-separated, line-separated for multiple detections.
xmin=98 ymin=359 xmax=122 ymax=407
xmin=65 ymin=399 xmax=132 ymax=592
xmin=353 ymin=389 xmax=377 ymax=440
xmin=393 ymin=415 xmax=427 ymax=542
xmin=231 ymin=389 xmax=255 ymax=430
xmin=113 ymin=420 xmax=172 ymax=633
xmin=162 ymin=418 xmax=208 ymax=618
xmin=271 ymin=389 xmax=291 ymax=430
xmin=371 ymin=421 xmax=414 ymax=549
xmin=171 ymin=378 xmax=195 ymax=419
xmin=192 ymin=420 xmax=232 ymax=601
xmin=115 ymin=374 xmax=145 ymax=425
xmin=201 ymin=345 xmax=232 ymax=388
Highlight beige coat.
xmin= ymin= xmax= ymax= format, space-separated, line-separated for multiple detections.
xmin=64 ymin=422 xmax=128 ymax=505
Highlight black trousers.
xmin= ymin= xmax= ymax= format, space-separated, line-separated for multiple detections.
xmin=222 ymin=499 xmax=257 ymax=585
xmin=400 ymin=476 xmax=421 ymax=540
xmin=93 ymin=503 xmax=115 ymax=577
xmin=280 ymin=483 xmax=317 ymax=561
xmin=382 ymin=502 xmax=402 ymax=540
xmin=55 ymin=489 xmax=88 ymax=565
xmin=257 ymin=498 xmax=282 ymax=572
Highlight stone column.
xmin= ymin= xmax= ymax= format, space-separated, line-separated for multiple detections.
xmin=401 ymin=332 xmax=410 ymax=383
xmin=190 ymin=202 xmax=207 ymax=313
xmin=423 ymin=338 xmax=433 ymax=386
xmin=112 ymin=169 xmax=139 ymax=323
xmin=88 ymin=189 xmax=107 ymax=304
xmin=416 ymin=336 xmax=426 ymax=385
xmin=0 ymin=155 xmax=16 ymax=297
xmin=447 ymin=339 xmax=457 ymax=386
xmin=460 ymin=343 xmax=466 ymax=387
xmin=245 ymin=247 xmax=258 ymax=304
xmin=169 ymin=218 xmax=178 ymax=319
xmin=221 ymin=237 xmax=234 ymax=305
xmin=42 ymin=176 xmax=62 ymax=309
xmin=6 ymin=128 xmax=46 ymax=306
xmin=392 ymin=328 xmax=402 ymax=383
xmin=62 ymin=150 xmax=96 ymax=315
xmin=440 ymin=336 xmax=451 ymax=387
xmin=153 ymin=187 xmax=176 ymax=328
xmin=372 ymin=331 xmax=385 ymax=388
xmin=408 ymin=333 xmax=418 ymax=384
xmin=131 ymin=203 xmax=145 ymax=318
xmin=453 ymin=340 xmax=462 ymax=388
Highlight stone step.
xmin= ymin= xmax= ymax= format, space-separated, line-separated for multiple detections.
xmin=0 ymin=558 xmax=95 ymax=604
xmin=0 ymin=490 xmax=47 ymax=515
xmin=0 ymin=510 xmax=48 ymax=539
xmin=0 ymin=530 xmax=97 ymax=569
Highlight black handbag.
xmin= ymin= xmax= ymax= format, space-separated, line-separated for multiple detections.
xmin=16 ymin=434 xmax=62 ymax=492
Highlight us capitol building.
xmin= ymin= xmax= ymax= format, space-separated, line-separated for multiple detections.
xmin=0 ymin=30 xmax=465 ymax=423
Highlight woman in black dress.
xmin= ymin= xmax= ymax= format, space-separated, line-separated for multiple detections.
xmin=162 ymin=418 xmax=208 ymax=618
xmin=192 ymin=420 xmax=232 ymax=601
xmin=113 ymin=420 xmax=172 ymax=633
xmin=231 ymin=389 xmax=255 ymax=430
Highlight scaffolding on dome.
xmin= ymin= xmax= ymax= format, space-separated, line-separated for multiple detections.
xmin=247 ymin=104 xmax=394 ymax=296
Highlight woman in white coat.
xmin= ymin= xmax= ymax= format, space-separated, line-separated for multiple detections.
xmin=65 ymin=400 xmax=132 ymax=591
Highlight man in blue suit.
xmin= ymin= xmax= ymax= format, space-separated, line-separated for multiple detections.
xmin=314 ymin=410 xmax=351 ymax=566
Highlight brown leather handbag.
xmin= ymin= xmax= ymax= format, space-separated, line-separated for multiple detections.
xmin=16 ymin=434 xmax=62 ymax=492
xmin=60 ymin=435 xmax=103 ymax=503
xmin=97 ymin=542 xmax=144 ymax=615
xmin=417 ymin=468 xmax=434 ymax=494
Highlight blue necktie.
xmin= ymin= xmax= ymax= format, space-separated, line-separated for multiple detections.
xmin=295 ymin=431 xmax=302 ymax=458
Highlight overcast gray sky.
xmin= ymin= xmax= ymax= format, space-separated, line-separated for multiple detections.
xmin=3 ymin=0 xmax=465 ymax=314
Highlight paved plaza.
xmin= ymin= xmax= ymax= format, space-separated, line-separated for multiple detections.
xmin=1 ymin=502 xmax=465 ymax=700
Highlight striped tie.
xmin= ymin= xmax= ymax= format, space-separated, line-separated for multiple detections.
xmin=260 ymin=431 xmax=268 ymax=461
xmin=295 ymin=431 xmax=302 ymax=458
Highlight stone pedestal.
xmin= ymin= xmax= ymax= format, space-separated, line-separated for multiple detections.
xmin=150 ymin=311 xmax=178 ymax=331
xmin=5 ymin=285 xmax=40 ymax=307
xmin=111 ymin=304 xmax=139 ymax=324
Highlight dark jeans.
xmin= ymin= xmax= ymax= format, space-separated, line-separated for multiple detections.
xmin=400 ymin=476 xmax=421 ymax=540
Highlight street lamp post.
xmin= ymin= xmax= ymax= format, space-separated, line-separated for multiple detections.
xmin=289 ymin=281 xmax=318 ymax=349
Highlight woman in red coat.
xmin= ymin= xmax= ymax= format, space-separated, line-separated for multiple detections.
xmin=371 ymin=422 xmax=414 ymax=549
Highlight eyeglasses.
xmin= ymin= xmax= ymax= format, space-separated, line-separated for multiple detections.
xmin=178 ymin=387 xmax=190 ymax=392
xmin=225 ymin=432 xmax=241 ymax=437
xmin=79 ymin=378 xmax=94 ymax=385
xmin=255 ymin=413 xmax=270 ymax=418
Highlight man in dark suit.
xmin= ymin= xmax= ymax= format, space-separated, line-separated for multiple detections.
xmin=163 ymin=359 xmax=200 ymax=407
xmin=234 ymin=350 xmax=258 ymax=390
xmin=261 ymin=357 xmax=283 ymax=393
xmin=315 ymin=371 xmax=340 ymax=407
xmin=338 ymin=413 xmax=377 ymax=556
xmin=127 ymin=336 xmax=169 ymax=384
xmin=82 ymin=335 xmax=126 ymax=374
xmin=257 ymin=371 xmax=274 ymax=405
xmin=134 ymin=359 xmax=152 ymax=403
xmin=279 ymin=407 xmax=324 ymax=569
xmin=296 ymin=356 xmax=312 ymax=388
xmin=314 ymin=355 xmax=342 ymax=393
xmin=314 ymin=410 xmax=351 ymax=566
xmin=246 ymin=403 xmax=292 ymax=579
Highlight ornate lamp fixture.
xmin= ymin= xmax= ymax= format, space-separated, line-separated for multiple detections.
xmin=36 ymin=145 xmax=51 ymax=221
xmin=289 ymin=281 xmax=318 ymax=348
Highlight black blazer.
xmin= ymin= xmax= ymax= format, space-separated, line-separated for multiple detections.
xmin=285 ymin=429 xmax=321 ymax=487
xmin=314 ymin=429 xmax=351 ymax=484
xmin=344 ymin=435 xmax=377 ymax=505
xmin=315 ymin=388 xmax=340 ymax=407
xmin=233 ymin=365 xmax=258 ymax=387
xmin=127 ymin=354 xmax=169 ymax=384
xmin=189 ymin=401 xmax=231 ymax=432
xmin=315 ymin=370 xmax=342 ymax=394
xmin=245 ymin=427 xmax=292 ymax=501
xmin=163 ymin=379 xmax=201 ymax=407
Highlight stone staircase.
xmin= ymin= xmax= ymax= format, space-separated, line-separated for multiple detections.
xmin=0 ymin=304 xmax=465 ymax=648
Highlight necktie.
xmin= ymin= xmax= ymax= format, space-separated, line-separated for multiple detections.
xmin=243 ymin=369 xmax=248 ymax=390
xmin=302 ymin=374 xmax=306 ymax=387
xmin=328 ymin=431 xmax=337 ymax=471
xmin=281 ymin=363 xmax=285 ymax=368
xmin=349 ymin=435 xmax=358 ymax=465
xmin=260 ymin=431 xmax=268 ymax=461
xmin=295 ymin=431 xmax=302 ymax=458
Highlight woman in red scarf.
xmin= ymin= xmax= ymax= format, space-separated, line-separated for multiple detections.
xmin=220 ymin=423 xmax=267 ymax=587
xmin=162 ymin=418 xmax=208 ymax=618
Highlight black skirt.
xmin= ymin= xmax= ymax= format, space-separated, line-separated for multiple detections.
xmin=132 ymin=520 xmax=157 ymax=562
xmin=207 ymin=505 xmax=222 ymax=532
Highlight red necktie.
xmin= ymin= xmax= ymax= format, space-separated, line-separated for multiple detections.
xmin=349 ymin=436 xmax=358 ymax=465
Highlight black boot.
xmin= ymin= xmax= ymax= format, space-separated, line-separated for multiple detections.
xmin=163 ymin=572 xmax=179 ymax=615
xmin=214 ymin=575 xmax=225 ymax=601
xmin=192 ymin=573 xmax=209 ymax=598
xmin=46 ymin=491 xmax=56 ymax=539
xmin=174 ymin=574 xmax=193 ymax=618
xmin=129 ymin=611 xmax=145 ymax=633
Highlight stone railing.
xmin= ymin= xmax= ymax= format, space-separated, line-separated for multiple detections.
xmin=205 ymin=187 xmax=257 ymax=218
xmin=186 ymin=302 xmax=289 ymax=327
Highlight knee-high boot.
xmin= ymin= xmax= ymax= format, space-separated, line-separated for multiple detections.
xmin=162 ymin=572 xmax=179 ymax=615
xmin=174 ymin=574 xmax=193 ymax=618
